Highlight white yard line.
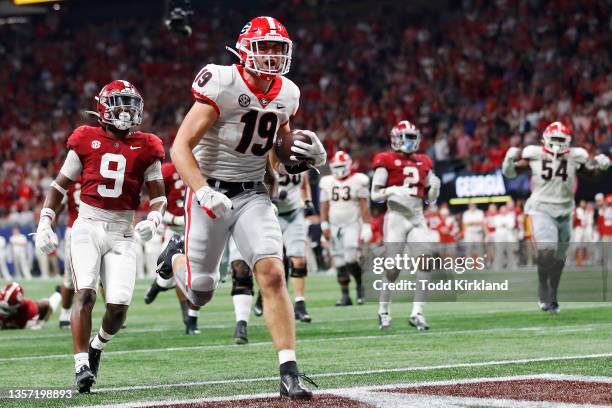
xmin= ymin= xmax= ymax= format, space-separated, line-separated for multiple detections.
xmin=3 ymin=322 xmax=612 ymax=361
xmin=77 ymin=373 xmax=612 ymax=408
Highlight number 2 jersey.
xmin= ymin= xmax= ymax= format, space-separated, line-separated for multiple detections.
xmin=371 ymin=150 xmax=433 ymax=215
xmin=319 ymin=172 xmax=370 ymax=226
xmin=522 ymin=145 xmax=588 ymax=217
xmin=191 ymin=64 xmax=300 ymax=183
xmin=63 ymin=125 xmax=165 ymax=221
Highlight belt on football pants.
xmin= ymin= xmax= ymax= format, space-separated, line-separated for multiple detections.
xmin=207 ymin=178 xmax=264 ymax=199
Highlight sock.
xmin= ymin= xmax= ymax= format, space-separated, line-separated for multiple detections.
xmin=411 ymin=301 xmax=424 ymax=317
xmin=295 ymin=296 xmax=305 ymax=303
xmin=378 ymin=301 xmax=390 ymax=315
xmin=60 ymin=307 xmax=71 ymax=322
xmin=278 ymin=349 xmax=297 ymax=375
xmin=74 ymin=352 xmax=89 ymax=372
xmin=156 ymin=275 xmax=175 ymax=289
xmin=48 ymin=292 xmax=62 ymax=313
xmin=232 ymin=294 xmax=252 ymax=323
xmin=187 ymin=308 xmax=199 ymax=317
xmin=179 ymin=301 xmax=188 ymax=324
xmin=91 ymin=328 xmax=114 ymax=351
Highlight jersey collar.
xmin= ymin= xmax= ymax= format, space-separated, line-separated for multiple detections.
xmin=235 ymin=64 xmax=283 ymax=108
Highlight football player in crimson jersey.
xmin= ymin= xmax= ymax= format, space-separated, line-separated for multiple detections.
xmin=371 ymin=120 xmax=441 ymax=331
xmin=57 ymin=177 xmax=82 ymax=329
xmin=319 ymin=151 xmax=372 ymax=306
xmin=0 ymin=282 xmax=62 ymax=330
xmin=144 ymin=162 xmax=203 ymax=335
xmin=34 ymin=80 xmax=167 ymax=393
xmin=502 ymin=121 xmax=610 ymax=314
xmin=165 ymin=16 xmax=324 ymax=399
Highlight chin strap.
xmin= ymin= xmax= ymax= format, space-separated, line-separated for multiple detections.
xmin=225 ymin=46 xmax=242 ymax=61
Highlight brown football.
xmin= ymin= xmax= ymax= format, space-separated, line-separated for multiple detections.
xmin=274 ymin=130 xmax=312 ymax=166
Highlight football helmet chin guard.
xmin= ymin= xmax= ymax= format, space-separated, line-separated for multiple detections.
xmin=228 ymin=16 xmax=292 ymax=80
xmin=87 ymin=80 xmax=144 ymax=131
xmin=0 ymin=282 xmax=24 ymax=317
xmin=330 ymin=151 xmax=352 ymax=179
xmin=542 ymin=121 xmax=571 ymax=157
xmin=391 ymin=120 xmax=421 ymax=154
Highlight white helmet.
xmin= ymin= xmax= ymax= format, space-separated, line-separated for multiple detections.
xmin=329 ymin=151 xmax=352 ymax=179
xmin=542 ymin=121 xmax=571 ymax=157
xmin=391 ymin=120 xmax=421 ymax=154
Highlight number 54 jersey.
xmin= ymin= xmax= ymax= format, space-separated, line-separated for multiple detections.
xmin=522 ymin=145 xmax=588 ymax=217
xmin=319 ymin=173 xmax=370 ymax=226
xmin=191 ymin=63 xmax=300 ymax=183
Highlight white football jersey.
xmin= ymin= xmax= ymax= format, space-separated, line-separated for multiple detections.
xmin=319 ymin=173 xmax=370 ymax=226
xmin=277 ymin=172 xmax=304 ymax=214
xmin=522 ymin=145 xmax=588 ymax=217
xmin=191 ymin=64 xmax=300 ymax=182
xmin=462 ymin=209 xmax=485 ymax=235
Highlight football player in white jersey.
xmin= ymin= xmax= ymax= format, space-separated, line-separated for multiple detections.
xmin=503 ymin=121 xmax=610 ymax=314
xmin=320 ymin=151 xmax=372 ymax=305
xmin=163 ymin=16 xmax=325 ymax=399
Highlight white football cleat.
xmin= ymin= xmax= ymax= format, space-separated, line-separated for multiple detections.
xmin=378 ymin=313 xmax=391 ymax=330
xmin=409 ymin=313 xmax=430 ymax=330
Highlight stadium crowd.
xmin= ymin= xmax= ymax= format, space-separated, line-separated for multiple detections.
xmin=1 ymin=0 xmax=611 ymax=224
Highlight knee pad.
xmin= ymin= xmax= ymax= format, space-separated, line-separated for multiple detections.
xmin=231 ymin=266 xmax=254 ymax=296
xmin=191 ymin=274 xmax=219 ymax=293
xmin=187 ymin=288 xmax=215 ymax=307
xmin=290 ymin=265 xmax=307 ymax=278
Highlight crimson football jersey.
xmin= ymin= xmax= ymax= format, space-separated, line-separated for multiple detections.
xmin=371 ymin=151 xmax=433 ymax=199
xmin=67 ymin=126 xmax=165 ymax=211
xmin=66 ymin=178 xmax=82 ymax=227
xmin=0 ymin=299 xmax=38 ymax=329
xmin=162 ymin=162 xmax=185 ymax=217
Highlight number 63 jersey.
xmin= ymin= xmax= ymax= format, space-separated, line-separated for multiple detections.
xmin=522 ymin=145 xmax=589 ymax=217
xmin=191 ymin=63 xmax=300 ymax=182
xmin=319 ymin=173 xmax=370 ymax=226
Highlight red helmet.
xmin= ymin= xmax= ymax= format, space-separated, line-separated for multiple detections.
xmin=391 ymin=120 xmax=421 ymax=154
xmin=0 ymin=282 xmax=24 ymax=317
xmin=542 ymin=121 xmax=571 ymax=156
xmin=330 ymin=151 xmax=352 ymax=179
xmin=94 ymin=80 xmax=144 ymax=131
xmin=234 ymin=16 xmax=292 ymax=80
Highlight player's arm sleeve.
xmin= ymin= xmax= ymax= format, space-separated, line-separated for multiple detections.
xmin=425 ymin=170 xmax=441 ymax=202
xmin=144 ymin=160 xmax=163 ymax=182
xmin=59 ymin=150 xmax=83 ymax=181
xmin=191 ymin=64 xmax=221 ymax=116
xmin=319 ymin=177 xmax=330 ymax=202
xmin=371 ymin=167 xmax=389 ymax=202
xmin=356 ymin=173 xmax=370 ymax=198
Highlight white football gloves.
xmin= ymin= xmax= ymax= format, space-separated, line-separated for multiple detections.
xmin=594 ymin=154 xmax=610 ymax=171
xmin=426 ymin=174 xmax=441 ymax=203
xmin=290 ymin=130 xmax=327 ymax=167
xmin=196 ymin=186 xmax=233 ymax=219
xmin=135 ymin=211 xmax=162 ymax=242
xmin=35 ymin=215 xmax=58 ymax=255
xmin=360 ymin=223 xmax=373 ymax=243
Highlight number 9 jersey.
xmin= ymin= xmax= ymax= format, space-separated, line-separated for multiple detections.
xmin=66 ymin=125 xmax=165 ymax=211
xmin=522 ymin=145 xmax=588 ymax=217
xmin=191 ymin=63 xmax=300 ymax=183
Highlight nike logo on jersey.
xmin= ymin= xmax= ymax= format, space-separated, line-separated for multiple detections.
xmin=276 ymin=103 xmax=286 ymax=109
xmin=130 ymin=146 xmax=142 ymax=150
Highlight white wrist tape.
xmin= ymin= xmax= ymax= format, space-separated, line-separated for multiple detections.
xmin=147 ymin=211 xmax=163 ymax=228
xmin=40 ymin=208 xmax=56 ymax=223
xmin=50 ymin=181 xmax=67 ymax=196
xmin=321 ymin=221 xmax=330 ymax=230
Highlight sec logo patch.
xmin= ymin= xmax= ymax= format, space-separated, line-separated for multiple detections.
xmin=91 ymin=140 xmax=101 ymax=149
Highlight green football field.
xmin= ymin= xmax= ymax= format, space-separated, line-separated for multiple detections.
xmin=0 ymin=275 xmax=611 ymax=407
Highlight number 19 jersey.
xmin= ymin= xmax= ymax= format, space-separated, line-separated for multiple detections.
xmin=191 ymin=64 xmax=300 ymax=182
xmin=522 ymin=145 xmax=588 ymax=217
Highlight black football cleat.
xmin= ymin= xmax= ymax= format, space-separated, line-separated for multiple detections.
xmin=294 ymin=300 xmax=312 ymax=323
xmin=59 ymin=320 xmax=71 ymax=329
xmin=356 ymin=284 xmax=365 ymax=305
xmin=254 ymin=293 xmax=263 ymax=316
xmin=88 ymin=339 xmax=103 ymax=378
xmin=335 ymin=296 xmax=353 ymax=306
xmin=185 ymin=316 xmax=201 ymax=335
xmin=75 ymin=365 xmax=95 ymax=393
xmin=156 ymin=233 xmax=184 ymax=280
xmin=549 ymin=302 xmax=560 ymax=315
xmin=144 ymin=280 xmax=169 ymax=304
xmin=280 ymin=373 xmax=317 ymax=400
xmin=234 ymin=320 xmax=248 ymax=344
